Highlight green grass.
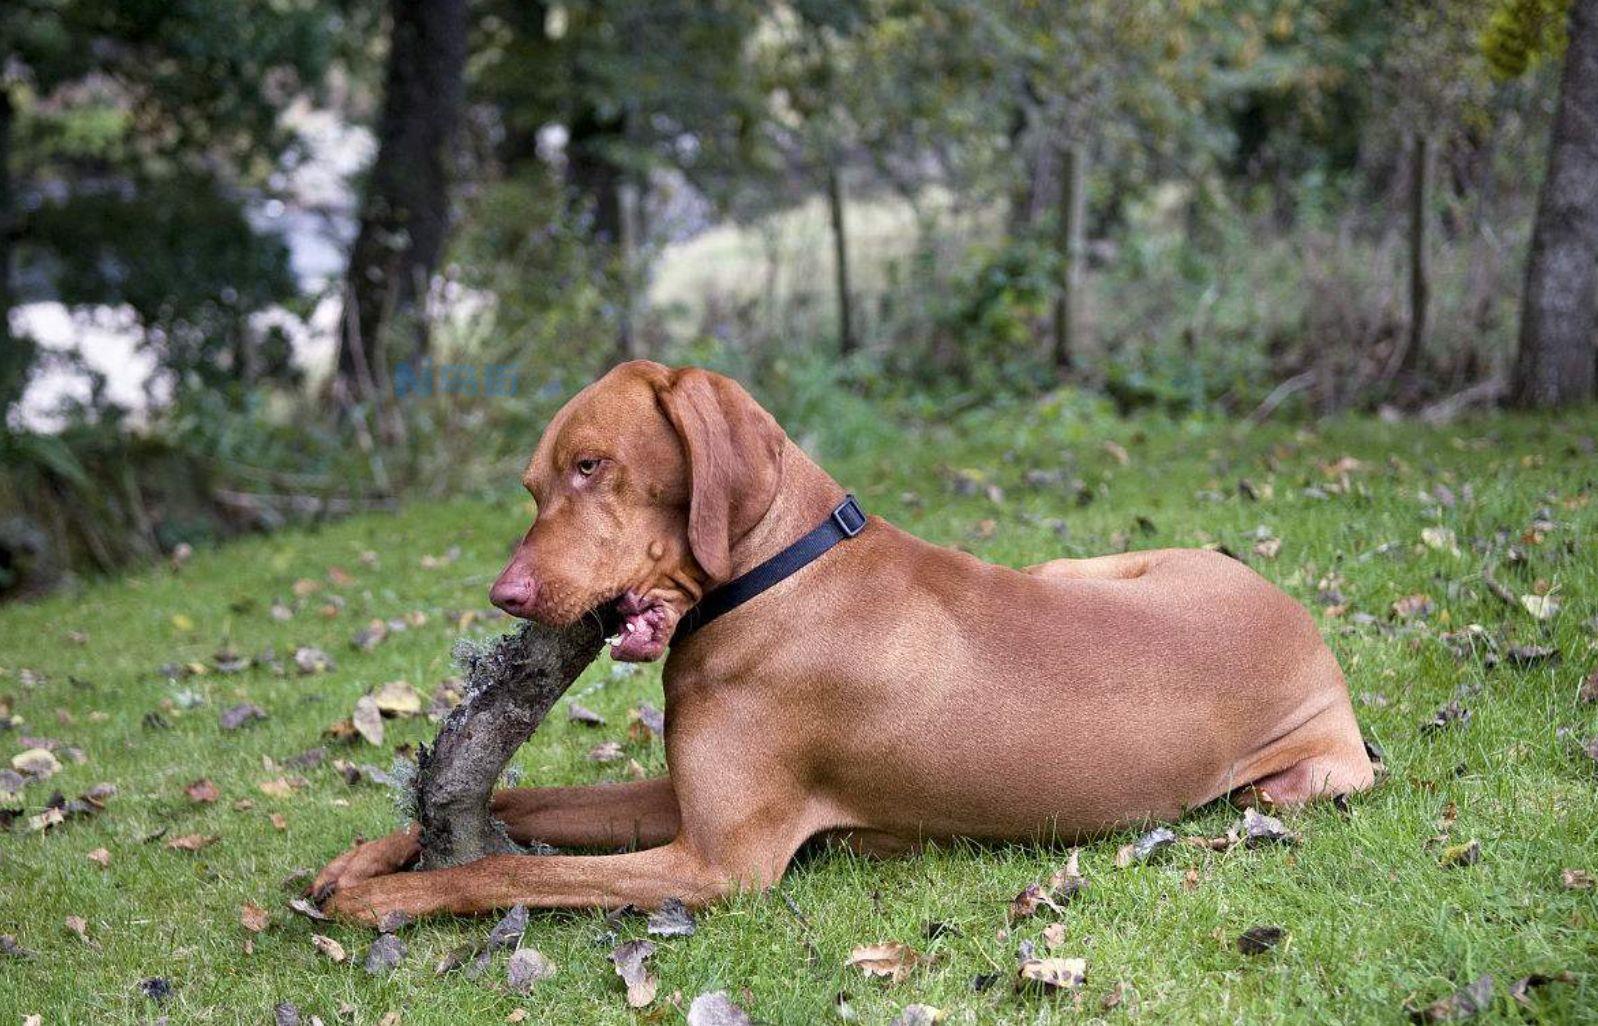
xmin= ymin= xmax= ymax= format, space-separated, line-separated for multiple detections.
xmin=2 ymin=399 xmax=1596 ymax=1024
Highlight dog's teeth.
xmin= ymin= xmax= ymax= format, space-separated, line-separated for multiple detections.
xmin=624 ymin=622 xmax=636 ymax=633
xmin=605 ymin=633 xmax=622 ymax=647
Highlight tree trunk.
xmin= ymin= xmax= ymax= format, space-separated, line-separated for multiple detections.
xmin=0 ymin=85 xmax=13 ymax=362
xmin=1400 ymin=133 xmax=1431 ymax=377
xmin=827 ymin=164 xmax=856 ymax=356
xmin=336 ymin=0 xmax=468 ymax=397
xmin=1052 ymin=143 xmax=1086 ymax=375
xmin=1511 ymin=0 xmax=1598 ymax=407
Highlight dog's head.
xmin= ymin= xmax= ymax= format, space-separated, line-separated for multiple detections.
xmin=489 ymin=361 xmax=785 ymax=661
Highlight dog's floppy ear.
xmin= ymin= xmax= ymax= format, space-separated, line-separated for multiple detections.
xmin=655 ymin=368 xmax=784 ymax=584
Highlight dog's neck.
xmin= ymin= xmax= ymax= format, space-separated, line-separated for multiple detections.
xmin=725 ymin=439 xmax=847 ymax=580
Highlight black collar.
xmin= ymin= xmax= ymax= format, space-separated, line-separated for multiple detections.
xmin=673 ymin=495 xmax=867 ymax=641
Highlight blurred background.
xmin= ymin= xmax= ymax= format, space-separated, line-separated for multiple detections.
xmin=1 ymin=0 xmax=1594 ymax=599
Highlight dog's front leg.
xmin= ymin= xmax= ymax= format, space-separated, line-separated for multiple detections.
xmin=325 ymin=838 xmax=769 ymax=925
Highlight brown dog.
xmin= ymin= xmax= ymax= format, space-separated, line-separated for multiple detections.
xmin=315 ymin=361 xmax=1373 ymax=924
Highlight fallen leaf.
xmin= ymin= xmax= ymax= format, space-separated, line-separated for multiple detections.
xmin=64 ymin=915 xmax=93 ymax=946
xmin=364 ymin=933 xmax=407 ymax=976
xmin=1101 ymin=981 xmax=1133 ymax=1011
xmin=258 ymin=776 xmax=304 ymax=799
xmin=1047 ymin=849 xmax=1086 ymax=898
xmin=1561 ymin=868 xmax=1593 ymax=890
xmin=1253 ymin=537 xmax=1282 ymax=560
xmin=1520 ymin=594 xmax=1560 ymax=621
xmin=1116 ymin=826 xmax=1176 ymax=867
xmin=1041 ymin=923 xmax=1067 ymax=949
xmin=287 ymin=898 xmax=330 ymax=922
xmin=293 ymin=647 xmax=334 ymax=675
xmin=1009 ymin=883 xmax=1062 ymax=920
xmin=1509 ymin=971 xmax=1576 ymax=1007
xmin=352 ymin=695 xmax=384 ymax=746
xmin=889 ymin=1005 xmax=945 ymax=1026
xmin=506 ymin=1011 xmax=527 ymax=1024
xmin=2 ymin=934 xmax=36 ymax=958
xmin=1240 ymin=807 xmax=1301 ymax=847
xmin=11 ymin=748 xmax=60 ymax=779
xmin=372 ymin=681 xmax=422 ymax=718
xmin=219 ymin=702 xmax=268 ymax=730
xmin=846 ymin=941 xmax=920 ymax=984
xmin=468 ymin=903 xmax=523 ymax=946
xmin=610 ymin=939 xmax=658 ymax=1007
xmin=587 ymin=740 xmax=625 ymax=762
xmin=1236 ymin=926 xmax=1285 ymax=955
xmin=1102 ymin=440 xmax=1130 ymax=465
xmin=1392 ymin=594 xmax=1435 ymax=620
xmin=165 ymin=833 xmax=219 ymax=852
xmin=1579 ymin=671 xmax=1598 ymax=704
xmin=312 ymin=933 xmax=347 ymax=963
xmin=1409 ymin=974 xmax=1492 ymax=1022
xmin=185 ymin=778 xmax=221 ymax=803
xmin=1422 ymin=700 xmax=1471 ymax=733
xmin=1421 ymin=527 xmax=1457 ymax=552
xmin=1016 ymin=955 xmax=1086 ymax=992
xmin=687 ymin=991 xmax=754 ymax=1026
xmin=87 ymin=847 xmax=111 ymax=868
xmin=271 ymin=813 xmax=288 ymax=830
xmin=568 ymin=703 xmax=606 ymax=726
xmin=646 ymin=897 xmax=696 ymax=937
xmin=241 ymin=902 xmax=270 ymax=933
xmin=629 ymin=703 xmax=666 ymax=741
xmin=506 ymin=947 xmax=556 ymax=992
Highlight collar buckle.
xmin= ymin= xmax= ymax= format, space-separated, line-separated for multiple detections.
xmin=831 ymin=495 xmax=866 ymax=537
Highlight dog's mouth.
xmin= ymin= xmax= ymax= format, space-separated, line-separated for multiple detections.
xmin=600 ymin=591 xmax=678 ymax=662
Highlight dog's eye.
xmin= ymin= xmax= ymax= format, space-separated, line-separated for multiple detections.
xmin=576 ymin=458 xmax=601 ymax=477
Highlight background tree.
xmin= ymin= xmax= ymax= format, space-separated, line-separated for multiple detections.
xmin=336 ymin=0 xmax=469 ymax=403
xmin=2 ymin=0 xmax=331 ymax=411
xmin=1489 ymin=0 xmax=1598 ymax=406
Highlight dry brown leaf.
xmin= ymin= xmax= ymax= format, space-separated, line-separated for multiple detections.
xmin=846 ymin=941 xmax=921 ymax=984
xmin=311 ymin=933 xmax=347 ymax=963
xmin=258 ymin=776 xmax=303 ymax=799
xmin=1560 ymin=868 xmax=1593 ymax=890
xmin=86 ymin=847 xmax=111 ymax=868
xmin=609 ymin=939 xmax=657 ymax=1008
xmin=353 ymin=694 xmax=384 ymax=746
xmin=185 ymin=778 xmax=221 ymax=803
xmin=165 ymin=833 xmax=219 ymax=852
xmin=1016 ymin=955 xmax=1086 ymax=992
xmin=587 ymin=740 xmax=625 ymax=762
xmin=241 ymin=902 xmax=270 ymax=933
xmin=11 ymin=748 xmax=60 ymax=779
xmin=372 ymin=680 xmax=422 ymax=718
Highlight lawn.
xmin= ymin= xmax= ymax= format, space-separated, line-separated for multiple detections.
xmin=2 ymin=398 xmax=1596 ymax=1025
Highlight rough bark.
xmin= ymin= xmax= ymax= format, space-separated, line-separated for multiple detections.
xmin=337 ymin=0 xmax=468 ymax=395
xmin=414 ymin=618 xmax=602 ymax=870
xmin=0 ymin=86 xmax=13 ymax=365
xmin=1511 ymin=0 xmax=1598 ymax=407
xmin=1052 ymin=143 xmax=1086 ymax=375
xmin=1400 ymin=133 xmax=1431 ymax=377
xmin=827 ymin=164 xmax=855 ymax=356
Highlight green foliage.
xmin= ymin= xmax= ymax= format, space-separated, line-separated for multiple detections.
xmin=1483 ymin=0 xmax=1572 ymax=78
xmin=26 ymin=175 xmax=300 ymax=395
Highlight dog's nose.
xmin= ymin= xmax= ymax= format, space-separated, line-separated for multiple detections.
xmin=490 ymin=571 xmax=538 ymax=618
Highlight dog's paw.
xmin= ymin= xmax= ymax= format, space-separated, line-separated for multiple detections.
xmin=310 ymin=826 xmax=422 ymax=900
xmin=324 ymin=875 xmax=439 ymax=928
